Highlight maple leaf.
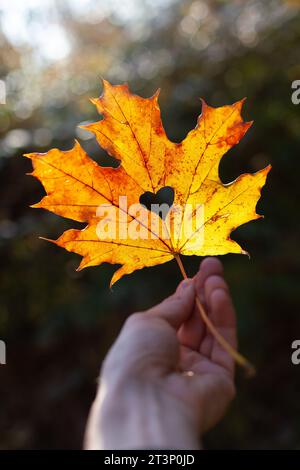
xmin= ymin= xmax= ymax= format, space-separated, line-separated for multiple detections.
xmin=25 ymin=80 xmax=270 ymax=285
xmin=25 ymin=80 xmax=271 ymax=373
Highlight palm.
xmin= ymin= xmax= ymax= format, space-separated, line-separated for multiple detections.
xmin=163 ymin=257 xmax=237 ymax=431
xmin=179 ymin=345 xmax=229 ymax=377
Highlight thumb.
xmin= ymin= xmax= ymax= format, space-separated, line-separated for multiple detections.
xmin=146 ymin=279 xmax=195 ymax=329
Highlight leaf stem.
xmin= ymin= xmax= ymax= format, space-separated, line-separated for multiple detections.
xmin=174 ymin=254 xmax=255 ymax=377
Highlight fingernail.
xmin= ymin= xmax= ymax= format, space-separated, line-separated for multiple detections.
xmin=177 ymin=278 xmax=192 ymax=292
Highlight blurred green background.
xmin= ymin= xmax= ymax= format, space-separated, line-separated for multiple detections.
xmin=0 ymin=0 xmax=300 ymax=449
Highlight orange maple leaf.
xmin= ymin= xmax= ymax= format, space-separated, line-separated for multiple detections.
xmin=25 ymin=80 xmax=271 ymax=373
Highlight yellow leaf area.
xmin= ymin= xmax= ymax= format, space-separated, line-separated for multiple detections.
xmin=25 ymin=80 xmax=271 ymax=286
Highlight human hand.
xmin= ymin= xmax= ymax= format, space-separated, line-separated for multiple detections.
xmin=85 ymin=257 xmax=237 ymax=450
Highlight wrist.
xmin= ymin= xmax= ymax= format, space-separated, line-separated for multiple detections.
xmin=87 ymin=379 xmax=201 ymax=450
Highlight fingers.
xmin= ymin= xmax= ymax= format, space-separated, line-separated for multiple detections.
xmin=178 ymin=257 xmax=224 ymax=350
xmin=144 ymin=256 xmax=236 ymax=375
xmin=194 ymin=257 xmax=224 ymax=294
xmin=204 ymin=275 xmax=236 ymax=331
xmin=199 ymin=273 xmax=230 ymax=354
xmin=145 ymin=278 xmax=195 ymax=329
xmin=102 ymin=281 xmax=195 ymax=379
xmin=203 ymin=274 xmax=237 ymax=374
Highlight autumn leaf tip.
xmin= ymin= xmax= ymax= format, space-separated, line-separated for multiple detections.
xmin=152 ymin=88 xmax=161 ymax=99
xmin=264 ymin=163 xmax=272 ymax=173
xmin=73 ymin=138 xmax=82 ymax=148
xmin=101 ymin=77 xmax=109 ymax=87
xmin=242 ymin=249 xmax=250 ymax=259
xmin=110 ymin=267 xmax=126 ymax=287
xmin=23 ymin=152 xmax=35 ymax=160
xmin=233 ymin=97 xmax=247 ymax=111
xmin=109 ymin=276 xmax=118 ymax=288
xmin=30 ymin=202 xmax=41 ymax=209
xmin=38 ymin=236 xmax=57 ymax=245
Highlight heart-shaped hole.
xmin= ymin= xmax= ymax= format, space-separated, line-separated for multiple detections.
xmin=139 ymin=186 xmax=174 ymax=220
